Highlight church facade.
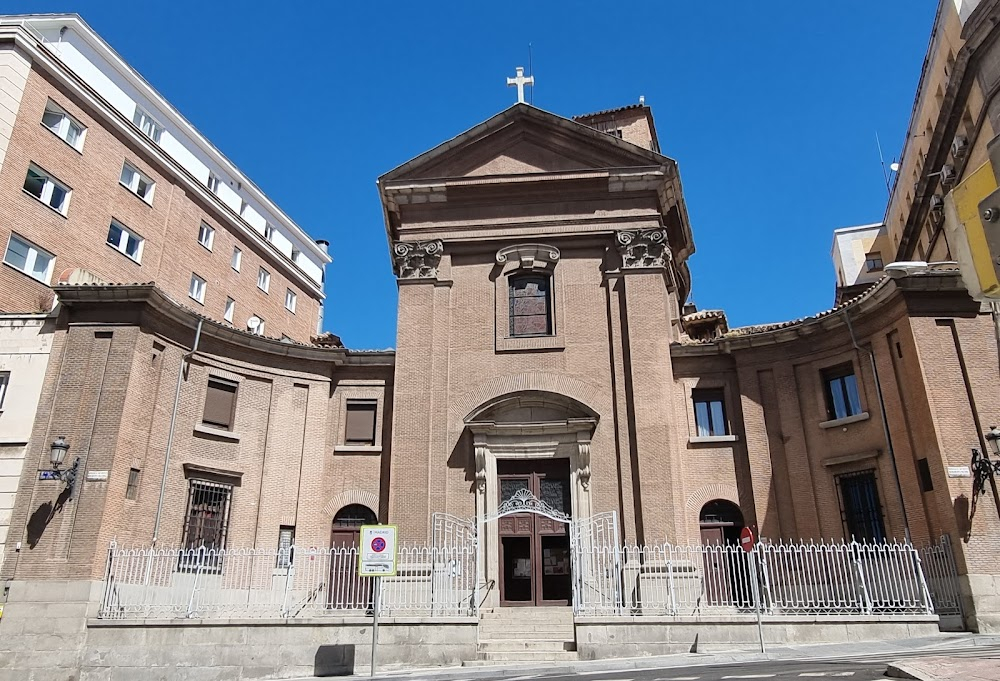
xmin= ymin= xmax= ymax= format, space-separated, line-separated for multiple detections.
xmin=5 ymin=2 xmax=1000 ymax=676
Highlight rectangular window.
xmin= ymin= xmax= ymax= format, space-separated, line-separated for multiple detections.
xmin=119 ymin=162 xmax=155 ymax=204
xmin=836 ymin=470 xmax=886 ymax=542
xmin=224 ymin=297 xmax=235 ymax=323
xmin=125 ymin=468 xmax=140 ymax=500
xmin=865 ymin=252 xmax=884 ymax=272
xmin=106 ymin=220 xmax=144 ymax=262
xmin=509 ymin=274 xmax=552 ymax=337
xmin=198 ymin=222 xmax=215 ymax=250
xmin=0 ymin=371 xmax=9 ymax=410
xmin=917 ymin=458 xmax=934 ymax=492
xmin=291 ymin=247 xmax=301 ymax=264
xmin=189 ymin=273 xmax=206 ymax=304
xmin=345 ymin=400 xmax=377 ymax=446
xmin=822 ymin=363 xmax=862 ymax=421
xmin=277 ymin=526 xmax=295 ymax=569
xmin=207 ymin=172 xmax=220 ymax=194
xmin=23 ymin=164 xmax=71 ymax=215
xmin=202 ymin=377 xmax=238 ymax=430
xmin=133 ymin=106 xmax=162 ymax=143
xmin=285 ymin=288 xmax=296 ymax=313
xmin=231 ymin=247 xmax=242 ymax=272
xmin=180 ymin=479 xmax=233 ymax=571
xmin=692 ymin=388 xmax=728 ymax=437
xmin=257 ymin=267 xmax=270 ymax=293
xmin=4 ymin=233 xmax=54 ymax=283
xmin=41 ymin=100 xmax=86 ymax=151
xmin=263 ymin=223 xmax=274 ymax=241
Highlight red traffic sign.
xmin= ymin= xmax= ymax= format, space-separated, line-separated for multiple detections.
xmin=739 ymin=527 xmax=756 ymax=552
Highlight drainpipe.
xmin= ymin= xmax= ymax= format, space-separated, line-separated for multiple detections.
xmin=843 ymin=309 xmax=912 ymax=543
xmin=152 ymin=319 xmax=203 ymax=545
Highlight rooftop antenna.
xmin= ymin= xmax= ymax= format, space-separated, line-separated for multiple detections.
xmin=875 ymin=131 xmax=895 ymax=198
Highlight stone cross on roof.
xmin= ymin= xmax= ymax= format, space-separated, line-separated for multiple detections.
xmin=507 ymin=66 xmax=534 ymax=104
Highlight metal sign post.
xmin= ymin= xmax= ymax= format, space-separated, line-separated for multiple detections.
xmin=359 ymin=525 xmax=398 ymax=677
xmin=740 ymin=527 xmax=765 ymax=654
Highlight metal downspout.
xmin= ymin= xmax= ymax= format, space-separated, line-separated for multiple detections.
xmin=152 ymin=319 xmax=203 ymax=545
xmin=843 ymin=308 xmax=912 ymax=543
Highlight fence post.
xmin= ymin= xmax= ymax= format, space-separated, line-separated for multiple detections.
xmin=187 ymin=549 xmax=204 ymax=618
xmin=281 ymin=546 xmax=294 ymax=618
xmin=852 ymin=541 xmax=873 ymax=615
xmin=758 ymin=543 xmax=773 ymax=614
xmin=667 ymin=543 xmax=677 ymax=616
xmin=100 ymin=541 xmax=116 ymax=618
xmin=910 ymin=544 xmax=934 ymax=615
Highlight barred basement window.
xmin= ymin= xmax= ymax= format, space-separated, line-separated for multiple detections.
xmin=277 ymin=526 xmax=295 ymax=569
xmin=202 ymin=377 xmax=238 ymax=430
xmin=836 ymin=469 xmax=885 ymax=543
xmin=179 ymin=479 xmax=233 ymax=572
xmin=344 ymin=400 xmax=377 ymax=446
xmin=125 ymin=468 xmax=140 ymax=500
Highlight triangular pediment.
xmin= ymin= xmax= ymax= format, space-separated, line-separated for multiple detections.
xmin=380 ymin=104 xmax=671 ymax=183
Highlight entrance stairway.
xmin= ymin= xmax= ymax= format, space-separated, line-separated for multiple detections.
xmin=469 ymin=607 xmax=578 ymax=664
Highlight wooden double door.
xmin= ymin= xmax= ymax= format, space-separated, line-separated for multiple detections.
xmin=497 ymin=459 xmax=573 ymax=606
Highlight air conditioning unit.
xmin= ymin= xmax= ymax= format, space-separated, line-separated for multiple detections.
xmin=930 ymin=194 xmax=945 ymax=224
xmin=940 ymin=164 xmax=957 ymax=186
xmin=952 ymin=135 xmax=969 ymax=159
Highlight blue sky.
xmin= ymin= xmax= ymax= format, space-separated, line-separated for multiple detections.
xmin=14 ymin=2 xmax=937 ymax=348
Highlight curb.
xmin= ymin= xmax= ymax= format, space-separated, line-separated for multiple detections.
xmin=884 ymin=661 xmax=929 ymax=680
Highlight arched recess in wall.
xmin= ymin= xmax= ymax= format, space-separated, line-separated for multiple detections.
xmin=453 ymin=372 xmax=602 ymax=423
xmin=699 ymin=499 xmax=744 ymax=546
xmin=685 ymin=483 xmax=741 ymax=542
xmin=322 ymin=490 xmax=380 ymax=521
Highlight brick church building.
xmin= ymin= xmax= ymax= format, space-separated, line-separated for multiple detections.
xmin=3 ymin=3 xmax=1000 ymax=677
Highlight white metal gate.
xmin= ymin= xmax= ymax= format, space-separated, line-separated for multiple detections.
xmin=569 ymin=511 xmax=621 ymax=614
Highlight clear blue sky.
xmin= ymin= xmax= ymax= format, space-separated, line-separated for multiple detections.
xmin=13 ymin=1 xmax=937 ymax=348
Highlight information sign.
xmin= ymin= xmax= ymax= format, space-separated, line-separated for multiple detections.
xmin=359 ymin=525 xmax=398 ymax=577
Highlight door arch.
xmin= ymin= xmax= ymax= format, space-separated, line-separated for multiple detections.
xmin=328 ymin=504 xmax=377 ymax=610
xmin=698 ymin=499 xmax=748 ymax=607
xmin=698 ymin=499 xmax=744 ymax=545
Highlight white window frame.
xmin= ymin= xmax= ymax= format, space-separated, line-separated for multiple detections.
xmin=119 ymin=161 xmax=155 ymax=204
xmin=207 ymin=172 xmax=221 ymax=194
xmin=133 ymin=106 xmax=163 ymax=143
xmin=0 ymin=371 xmax=8 ymax=410
xmin=285 ymin=288 xmax=297 ymax=314
xmin=224 ymin=297 xmax=235 ymax=323
xmin=231 ymin=247 xmax=242 ymax=272
xmin=263 ymin=223 xmax=274 ymax=241
xmin=41 ymin=100 xmax=86 ymax=151
xmin=189 ymin=273 xmax=206 ymax=305
xmin=291 ymin=247 xmax=301 ymax=264
xmin=23 ymin=164 xmax=71 ymax=215
xmin=257 ymin=267 xmax=270 ymax=293
xmin=3 ymin=233 xmax=55 ymax=284
xmin=198 ymin=222 xmax=215 ymax=251
xmin=106 ymin=220 xmax=144 ymax=263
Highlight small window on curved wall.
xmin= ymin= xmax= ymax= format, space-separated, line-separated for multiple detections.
xmin=509 ymin=273 xmax=552 ymax=337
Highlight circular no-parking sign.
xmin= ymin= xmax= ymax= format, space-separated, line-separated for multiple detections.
xmin=371 ymin=537 xmax=387 ymax=553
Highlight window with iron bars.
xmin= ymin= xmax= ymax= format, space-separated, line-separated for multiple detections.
xmin=836 ymin=469 xmax=886 ymax=543
xmin=179 ymin=479 xmax=233 ymax=572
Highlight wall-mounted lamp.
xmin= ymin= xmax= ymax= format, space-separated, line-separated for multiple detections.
xmin=49 ymin=436 xmax=79 ymax=498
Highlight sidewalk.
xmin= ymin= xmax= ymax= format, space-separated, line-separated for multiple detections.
xmin=887 ymin=656 xmax=1000 ymax=680
xmin=283 ymin=633 xmax=1000 ymax=680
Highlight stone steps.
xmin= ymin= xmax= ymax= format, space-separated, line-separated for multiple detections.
xmin=474 ymin=607 xmax=578 ymax=663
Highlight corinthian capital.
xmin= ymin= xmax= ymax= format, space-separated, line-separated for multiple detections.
xmin=392 ymin=240 xmax=443 ymax=280
xmin=616 ymin=228 xmax=670 ymax=269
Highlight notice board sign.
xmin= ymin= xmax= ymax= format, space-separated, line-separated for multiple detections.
xmin=358 ymin=525 xmax=398 ymax=577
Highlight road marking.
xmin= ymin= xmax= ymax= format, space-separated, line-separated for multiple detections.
xmin=664 ymin=677 xmax=701 ymax=680
xmin=721 ymin=676 xmax=776 ymax=679
xmin=799 ymin=673 xmax=856 ymax=677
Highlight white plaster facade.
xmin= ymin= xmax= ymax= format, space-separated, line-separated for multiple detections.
xmin=0 ymin=313 xmax=54 ymax=569
xmin=831 ymin=222 xmax=886 ymax=289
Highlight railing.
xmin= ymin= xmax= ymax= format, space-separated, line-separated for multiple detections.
xmin=918 ymin=535 xmax=963 ymax=617
xmin=99 ymin=543 xmax=477 ymax=620
xmin=574 ymin=539 xmax=934 ymax=618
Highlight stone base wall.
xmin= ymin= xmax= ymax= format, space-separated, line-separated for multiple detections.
xmin=0 ymin=580 xmax=477 ymax=680
xmin=962 ymin=574 xmax=1000 ymax=633
xmin=575 ymin=616 xmax=942 ymax=659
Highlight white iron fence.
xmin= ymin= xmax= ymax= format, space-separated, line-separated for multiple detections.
xmin=100 ymin=543 xmax=476 ymax=620
xmin=573 ymin=539 xmax=935 ymax=618
xmin=99 ymin=536 xmax=952 ymax=622
xmin=918 ymin=535 xmax=963 ymax=618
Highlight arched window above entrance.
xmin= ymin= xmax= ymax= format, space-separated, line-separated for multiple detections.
xmin=698 ymin=499 xmax=744 ymax=546
xmin=333 ymin=504 xmax=377 ymax=528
